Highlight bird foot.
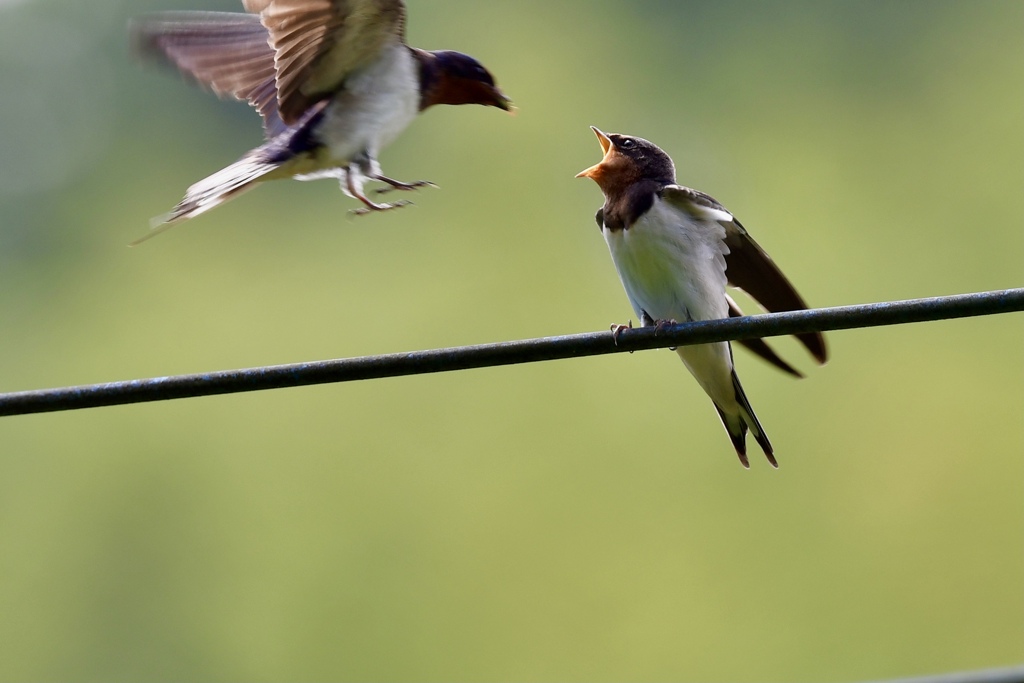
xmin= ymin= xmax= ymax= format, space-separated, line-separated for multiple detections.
xmin=349 ymin=199 xmax=414 ymax=217
xmin=653 ymin=319 xmax=681 ymax=350
xmin=372 ymin=175 xmax=438 ymax=195
xmin=653 ymin=318 xmax=680 ymax=335
xmin=610 ymin=320 xmax=634 ymax=350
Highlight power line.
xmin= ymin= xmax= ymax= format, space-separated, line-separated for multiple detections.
xmin=1 ymin=288 xmax=1021 ymax=418
xmin=862 ymin=666 xmax=1024 ymax=683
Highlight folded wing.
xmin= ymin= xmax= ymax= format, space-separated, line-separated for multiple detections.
xmin=727 ymin=295 xmax=803 ymax=377
xmin=660 ymin=184 xmax=828 ymax=365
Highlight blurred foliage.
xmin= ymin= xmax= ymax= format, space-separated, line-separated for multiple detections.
xmin=0 ymin=0 xmax=1022 ymax=680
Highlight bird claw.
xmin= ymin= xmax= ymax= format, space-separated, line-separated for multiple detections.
xmin=349 ymin=199 xmax=413 ymax=217
xmin=650 ymin=318 xmax=681 ymax=350
xmin=653 ymin=318 xmax=679 ymax=335
xmin=372 ymin=177 xmax=438 ymax=195
xmin=610 ymin=320 xmax=634 ymax=351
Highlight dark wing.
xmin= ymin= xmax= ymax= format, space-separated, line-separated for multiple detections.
xmin=727 ymin=295 xmax=803 ymax=378
xmin=720 ymin=218 xmax=828 ymax=364
xmin=659 ymin=184 xmax=730 ymax=217
xmin=131 ymin=12 xmax=284 ymax=137
xmin=242 ymin=0 xmax=407 ymax=124
xmin=660 ymin=184 xmax=828 ymax=364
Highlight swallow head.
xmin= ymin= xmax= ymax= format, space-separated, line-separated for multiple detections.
xmin=421 ymin=50 xmax=513 ymax=112
xmin=576 ymin=127 xmax=675 ymax=192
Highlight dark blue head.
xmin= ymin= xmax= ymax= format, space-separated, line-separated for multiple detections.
xmin=416 ymin=49 xmax=512 ymax=111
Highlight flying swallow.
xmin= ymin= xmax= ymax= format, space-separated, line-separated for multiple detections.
xmin=130 ymin=0 xmax=512 ymax=243
xmin=577 ymin=128 xmax=827 ymax=468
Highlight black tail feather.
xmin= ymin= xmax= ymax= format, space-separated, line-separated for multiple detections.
xmin=714 ymin=403 xmax=750 ymax=469
xmin=730 ymin=371 xmax=776 ymax=467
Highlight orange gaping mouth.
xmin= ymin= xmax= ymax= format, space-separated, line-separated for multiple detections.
xmin=576 ymin=127 xmax=615 ymax=180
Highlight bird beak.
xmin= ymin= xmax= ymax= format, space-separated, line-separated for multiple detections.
xmin=576 ymin=126 xmax=615 ymax=179
xmin=492 ymin=88 xmax=515 ymax=113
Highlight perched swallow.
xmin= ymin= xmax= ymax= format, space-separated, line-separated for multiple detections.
xmin=130 ymin=0 xmax=512 ymax=243
xmin=577 ymin=128 xmax=827 ymax=468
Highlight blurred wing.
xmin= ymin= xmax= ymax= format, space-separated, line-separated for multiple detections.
xmin=131 ymin=12 xmax=284 ymax=137
xmin=242 ymin=0 xmax=407 ymax=124
xmin=660 ymin=184 xmax=828 ymax=364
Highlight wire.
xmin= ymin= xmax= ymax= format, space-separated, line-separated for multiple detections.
xmin=861 ymin=666 xmax=1024 ymax=683
xmin=1 ymin=288 xmax=1021 ymax=418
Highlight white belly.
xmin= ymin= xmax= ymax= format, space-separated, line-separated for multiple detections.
xmin=603 ymin=199 xmax=730 ymax=324
xmin=603 ymin=198 xmax=739 ymax=409
xmin=315 ymin=42 xmax=420 ymax=165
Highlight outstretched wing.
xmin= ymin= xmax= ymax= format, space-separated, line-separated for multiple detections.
xmin=660 ymin=184 xmax=828 ymax=365
xmin=242 ymin=0 xmax=407 ymax=124
xmin=131 ymin=12 xmax=284 ymax=137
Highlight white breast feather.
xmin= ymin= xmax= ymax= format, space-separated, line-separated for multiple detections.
xmin=316 ymin=43 xmax=420 ymax=164
xmin=604 ymin=198 xmax=730 ymax=324
xmin=603 ymin=197 xmax=740 ymax=411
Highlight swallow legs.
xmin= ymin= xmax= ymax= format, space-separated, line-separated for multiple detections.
xmin=653 ymin=318 xmax=681 ymax=334
xmin=610 ymin=320 xmax=633 ymax=347
xmin=343 ymin=164 xmax=413 ymax=216
xmin=645 ymin=312 xmax=683 ymax=351
xmin=372 ymin=174 xmax=438 ymax=195
xmin=610 ymin=312 xmax=684 ymax=348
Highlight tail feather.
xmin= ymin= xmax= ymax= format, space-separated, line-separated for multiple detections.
xmin=713 ymin=370 xmax=775 ymax=468
xmin=714 ymin=403 xmax=751 ymax=469
xmin=130 ymin=155 xmax=280 ymax=245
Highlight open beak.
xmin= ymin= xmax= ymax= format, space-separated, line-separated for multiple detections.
xmin=576 ymin=126 xmax=615 ymax=179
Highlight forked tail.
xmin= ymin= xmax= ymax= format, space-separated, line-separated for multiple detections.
xmin=130 ymin=154 xmax=280 ymax=245
xmin=713 ymin=371 xmax=775 ymax=469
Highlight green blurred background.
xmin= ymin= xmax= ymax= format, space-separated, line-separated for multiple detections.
xmin=1 ymin=0 xmax=1021 ymax=680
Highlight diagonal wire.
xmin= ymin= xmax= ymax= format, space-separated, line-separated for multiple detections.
xmin=0 ymin=288 xmax=1021 ymax=418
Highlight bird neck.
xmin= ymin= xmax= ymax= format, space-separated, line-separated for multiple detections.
xmin=601 ymin=179 xmax=663 ymax=232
